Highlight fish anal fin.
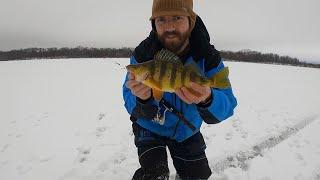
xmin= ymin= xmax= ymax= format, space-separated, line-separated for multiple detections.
xmin=152 ymin=88 xmax=164 ymax=101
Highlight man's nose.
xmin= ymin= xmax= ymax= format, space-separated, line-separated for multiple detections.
xmin=163 ymin=21 xmax=175 ymax=32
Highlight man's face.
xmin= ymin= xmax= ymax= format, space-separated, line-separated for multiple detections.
xmin=154 ymin=15 xmax=190 ymax=53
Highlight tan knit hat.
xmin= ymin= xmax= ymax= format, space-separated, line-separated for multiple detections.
xmin=150 ymin=0 xmax=197 ymax=31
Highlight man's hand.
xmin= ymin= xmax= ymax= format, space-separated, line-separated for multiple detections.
xmin=175 ymin=82 xmax=211 ymax=104
xmin=125 ymin=73 xmax=152 ymax=100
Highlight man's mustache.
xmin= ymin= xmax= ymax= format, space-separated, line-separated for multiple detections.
xmin=163 ymin=31 xmax=180 ymax=37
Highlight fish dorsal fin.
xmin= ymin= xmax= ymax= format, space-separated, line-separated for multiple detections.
xmin=154 ymin=49 xmax=182 ymax=65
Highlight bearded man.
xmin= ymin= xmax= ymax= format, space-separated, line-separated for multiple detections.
xmin=123 ymin=0 xmax=237 ymax=179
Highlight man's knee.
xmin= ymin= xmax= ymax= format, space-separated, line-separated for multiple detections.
xmin=133 ymin=146 xmax=170 ymax=180
xmin=139 ymin=145 xmax=168 ymax=170
xmin=173 ymin=156 xmax=212 ymax=179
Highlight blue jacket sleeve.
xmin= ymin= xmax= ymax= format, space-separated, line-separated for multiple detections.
xmin=122 ymin=56 xmax=159 ymax=121
xmin=197 ymin=60 xmax=237 ymax=124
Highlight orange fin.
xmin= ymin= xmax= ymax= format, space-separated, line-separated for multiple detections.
xmin=152 ymin=88 xmax=164 ymax=101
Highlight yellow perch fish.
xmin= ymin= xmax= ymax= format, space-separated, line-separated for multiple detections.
xmin=126 ymin=49 xmax=231 ymax=100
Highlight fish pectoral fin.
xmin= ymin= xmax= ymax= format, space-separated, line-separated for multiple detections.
xmin=152 ymin=88 xmax=164 ymax=101
xmin=185 ymin=63 xmax=202 ymax=74
xmin=146 ymin=78 xmax=161 ymax=90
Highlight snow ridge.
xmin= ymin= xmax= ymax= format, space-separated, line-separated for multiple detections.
xmin=211 ymin=115 xmax=319 ymax=173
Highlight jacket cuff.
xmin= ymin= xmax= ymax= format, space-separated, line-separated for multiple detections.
xmin=137 ymin=96 xmax=154 ymax=104
xmin=196 ymin=93 xmax=213 ymax=109
xmin=131 ymin=97 xmax=158 ymax=120
xmin=196 ymin=89 xmax=221 ymax=124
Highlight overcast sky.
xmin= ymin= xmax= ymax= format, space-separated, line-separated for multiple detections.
xmin=0 ymin=0 xmax=319 ymax=63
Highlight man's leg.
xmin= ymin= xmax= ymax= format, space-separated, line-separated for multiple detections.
xmin=168 ymin=132 xmax=212 ymax=180
xmin=132 ymin=123 xmax=170 ymax=180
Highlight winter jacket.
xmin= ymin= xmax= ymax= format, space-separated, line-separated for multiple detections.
xmin=122 ymin=16 xmax=237 ymax=142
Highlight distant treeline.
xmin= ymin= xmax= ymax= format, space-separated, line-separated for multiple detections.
xmin=0 ymin=47 xmax=319 ymax=68
xmin=0 ymin=47 xmax=133 ymax=60
xmin=221 ymin=49 xmax=319 ymax=68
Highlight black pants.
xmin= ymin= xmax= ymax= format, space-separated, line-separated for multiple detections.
xmin=132 ymin=123 xmax=212 ymax=180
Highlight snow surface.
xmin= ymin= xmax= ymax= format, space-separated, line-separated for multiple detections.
xmin=0 ymin=59 xmax=319 ymax=180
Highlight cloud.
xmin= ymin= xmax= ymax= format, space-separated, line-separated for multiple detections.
xmin=0 ymin=0 xmax=319 ymax=62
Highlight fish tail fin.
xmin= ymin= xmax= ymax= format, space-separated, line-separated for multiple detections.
xmin=209 ymin=67 xmax=231 ymax=89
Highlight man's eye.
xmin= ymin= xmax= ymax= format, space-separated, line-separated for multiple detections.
xmin=173 ymin=16 xmax=185 ymax=22
xmin=156 ymin=18 xmax=165 ymax=23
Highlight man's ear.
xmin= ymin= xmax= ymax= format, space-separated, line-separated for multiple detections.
xmin=151 ymin=20 xmax=157 ymax=32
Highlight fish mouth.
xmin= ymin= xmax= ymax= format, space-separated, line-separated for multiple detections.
xmin=126 ymin=65 xmax=133 ymax=73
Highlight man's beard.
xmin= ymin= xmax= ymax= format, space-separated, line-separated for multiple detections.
xmin=158 ymin=31 xmax=190 ymax=53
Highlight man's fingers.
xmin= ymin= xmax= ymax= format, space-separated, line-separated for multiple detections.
xmin=189 ymin=82 xmax=207 ymax=95
xmin=128 ymin=73 xmax=135 ymax=80
xmin=135 ymin=85 xmax=150 ymax=96
xmin=126 ymin=74 xmax=151 ymax=99
xmin=181 ymin=87 xmax=201 ymax=104
xmin=125 ymin=80 xmax=140 ymax=89
xmin=136 ymin=86 xmax=151 ymax=98
xmin=189 ymin=82 xmax=212 ymax=102
xmin=176 ymin=89 xmax=193 ymax=104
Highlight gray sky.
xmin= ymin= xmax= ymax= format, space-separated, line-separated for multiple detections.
xmin=0 ymin=0 xmax=319 ymax=63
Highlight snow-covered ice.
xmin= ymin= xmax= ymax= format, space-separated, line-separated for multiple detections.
xmin=0 ymin=59 xmax=319 ymax=180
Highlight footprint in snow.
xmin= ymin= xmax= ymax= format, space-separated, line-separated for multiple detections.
xmin=225 ymin=132 xmax=233 ymax=140
xmin=204 ymin=135 xmax=211 ymax=142
xmin=232 ymin=118 xmax=248 ymax=139
xmin=97 ymin=162 xmax=109 ymax=172
xmin=96 ymin=127 xmax=107 ymax=138
xmin=16 ymin=134 xmax=23 ymax=138
xmin=1 ymin=144 xmax=10 ymax=153
xmin=97 ymin=113 xmax=107 ymax=121
xmin=113 ymin=154 xmax=126 ymax=165
xmin=1 ymin=160 xmax=9 ymax=166
xmin=31 ymin=112 xmax=49 ymax=126
xmin=39 ymin=156 xmax=54 ymax=163
xmin=232 ymin=118 xmax=241 ymax=128
xmin=295 ymin=153 xmax=307 ymax=166
xmin=76 ymin=146 xmax=91 ymax=163
xmin=241 ymin=132 xmax=248 ymax=139
xmin=16 ymin=165 xmax=32 ymax=175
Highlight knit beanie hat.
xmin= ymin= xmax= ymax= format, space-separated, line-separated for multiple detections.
xmin=150 ymin=0 xmax=197 ymax=32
